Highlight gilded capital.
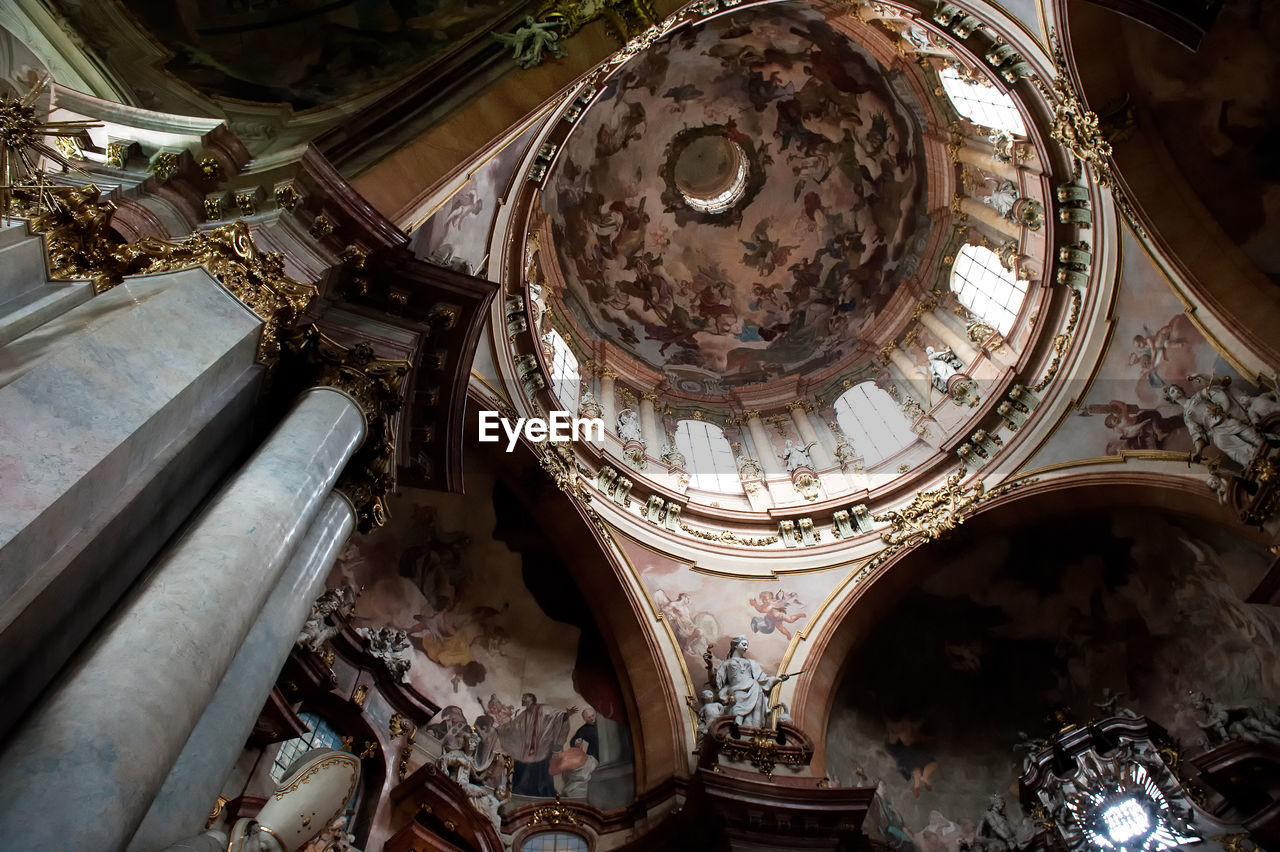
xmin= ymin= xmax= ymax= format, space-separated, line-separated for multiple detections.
xmin=741 ymin=409 xmax=762 ymax=421
xmin=283 ymin=326 xmax=410 ymax=532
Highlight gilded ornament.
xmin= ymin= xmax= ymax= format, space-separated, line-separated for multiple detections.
xmin=13 ymin=184 xmax=316 ymax=364
xmin=151 ymin=152 xmax=180 ymax=181
xmin=198 ymin=157 xmax=223 ymax=181
xmin=203 ymin=195 xmax=223 ymax=222
xmin=529 ymin=803 xmax=582 ymax=825
xmin=105 ymin=142 xmax=128 ymax=169
xmin=0 ymin=78 xmax=101 ymax=219
xmin=234 ymin=191 xmax=257 ymax=217
xmin=1036 ymin=31 xmax=1115 ymax=187
xmin=309 ymin=215 xmax=334 ymax=240
xmin=274 ymin=183 xmax=300 ymax=210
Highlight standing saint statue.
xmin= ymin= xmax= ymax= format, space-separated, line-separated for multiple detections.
xmin=1165 ymin=383 xmax=1268 ymax=467
xmin=714 ymin=635 xmax=792 ymax=728
xmin=779 ymin=439 xmax=815 ymax=473
xmin=617 ymin=408 xmax=644 ymax=444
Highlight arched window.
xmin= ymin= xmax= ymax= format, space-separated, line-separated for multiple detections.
xmin=938 ymin=65 xmax=1027 ymax=136
xmin=833 ymin=382 xmax=914 ymax=466
xmin=546 ymin=329 xmax=580 ymax=412
xmin=522 ymin=831 xmax=590 ymax=852
xmin=674 ymin=419 xmax=741 ymax=492
xmin=271 ymin=712 xmax=345 ymax=782
xmin=950 ymin=244 xmax=1027 ymax=335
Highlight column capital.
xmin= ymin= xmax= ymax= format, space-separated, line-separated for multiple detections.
xmin=640 ymin=391 xmax=659 ymax=402
xmin=741 ymin=408 xmax=762 ymax=421
xmin=785 ymin=400 xmax=813 ymax=414
xmin=600 ymin=366 xmax=619 ymax=381
xmin=877 ymin=341 xmax=898 ymax=366
xmin=282 ymin=326 xmax=410 ymax=531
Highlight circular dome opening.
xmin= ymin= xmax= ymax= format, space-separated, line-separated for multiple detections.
xmin=673 ymin=132 xmax=750 ymax=214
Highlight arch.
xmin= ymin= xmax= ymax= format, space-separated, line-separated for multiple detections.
xmin=949 ymin=243 xmax=1027 ymax=335
xmin=792 ymin=473 xmax=1272 ymax=778
xmin=673 ymin=419 xmax=741 ymax=492
xmin=832 ymin=382 xmax=914 ymax=467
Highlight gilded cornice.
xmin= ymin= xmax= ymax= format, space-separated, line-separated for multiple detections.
xmin=14 ymin=184 xmax=316 ymax=364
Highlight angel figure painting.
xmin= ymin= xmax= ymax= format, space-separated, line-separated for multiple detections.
xmin=749 ymin=589 xmax=807 ymax=639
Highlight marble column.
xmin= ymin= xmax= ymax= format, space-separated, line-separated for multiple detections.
xmin=600 ymin=368 xmax=617 ymax=435
xmin=639 ymin=392 xmax=660 ymax=450
xmin=787 ymin=402 xmax=834 ymax=470
xmin=887 ymin=349 xmax=933 ymax=405
xmin=919 ymin=309 xmax=979 ymax=365
xmin=956 ymin=142 xmax=1018 ymax=181
xmin=959 ymin=195 xmax=1021 ymax=240
xmin=126 ymin=492 xmax=357 ymax=851
xmin=0 ymin=387 xmax=366 ymax=850
xmin=744 ymin=411 xmax=784 ymax=477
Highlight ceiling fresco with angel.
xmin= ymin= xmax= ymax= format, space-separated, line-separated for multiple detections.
xmin=541 ymin=3 xmax=929 ymax=387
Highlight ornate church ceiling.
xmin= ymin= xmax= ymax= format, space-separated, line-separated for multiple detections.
xmin=542 ymin=3 xmax=929 ymax=388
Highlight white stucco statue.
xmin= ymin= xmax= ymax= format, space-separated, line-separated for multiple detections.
xmin=1166 ymin=384 xmax=1267 ymax=467
xmin=617 ymin=408 xmax=644 ymax=443
xmin=357 ymin=626 xmax=413 ymax=683
xmin=695 ymin=688 xmax=726 ymax=739
xmin=714 ymin=635 xmax=791 ymax=729
xmin=926 ymin=345 xmax=963 ymax=391
xmin=439 ymin=729 xmax=507 ymax=829
xmin=297 ymin=586 xmax=355 ymax=653
xmin=778 ymin=439 xmax=815 ymax=473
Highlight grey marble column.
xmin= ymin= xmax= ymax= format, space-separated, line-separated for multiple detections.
xmin=127 ymin=491 xmax=357 ymax=851
xmin=0 ymin=387 xmax=366 ymax=851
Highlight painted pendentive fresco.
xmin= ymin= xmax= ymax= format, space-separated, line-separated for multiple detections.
xmin=118 ymin=0 xmax=517 ymax=108
xmin=410 ymin=117 xmax=549 ymax=277
xmin=616 ymin=534 xmax=848 ymax=691
xmin=826 ymin=510 xmax=1279 ymax=851
xmin=327 ymin=450 xmax=634 ymax=808
xmin=543 ymin=3 xmax=928 ymax=387
xmin=1033 ymin=224 xmax=1274 ymax=470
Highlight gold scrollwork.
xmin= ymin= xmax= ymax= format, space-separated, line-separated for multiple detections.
xmin=864 ymin=473 xmax=1038 ymax=575
xmin=679 ymin=522 xmax=778 ymax=547
xmin=1034 ymin=31 xmax=1114 ymax=188
xmin=529 ymin=803 xmax=582 ymax=825
xmin=13 ymin=184 xmax=316 ymax=364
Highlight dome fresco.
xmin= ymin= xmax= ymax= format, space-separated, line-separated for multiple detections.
xmin=542 ymin=4 xmax=929 ymax=388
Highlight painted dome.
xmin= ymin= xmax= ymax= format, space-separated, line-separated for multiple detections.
xmin=542 ymin=3 xmax=930 ymax=388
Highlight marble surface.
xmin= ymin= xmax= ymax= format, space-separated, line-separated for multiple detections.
xmin=0 ymin=388 xmax=365 ymax=849
xmin=0 ymin=267 xmax=262 ymax=641
xmin=0 ymin=367 xmax=263 ymax=739
xmin=129 ymin=492 xmax=356 ymax=851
